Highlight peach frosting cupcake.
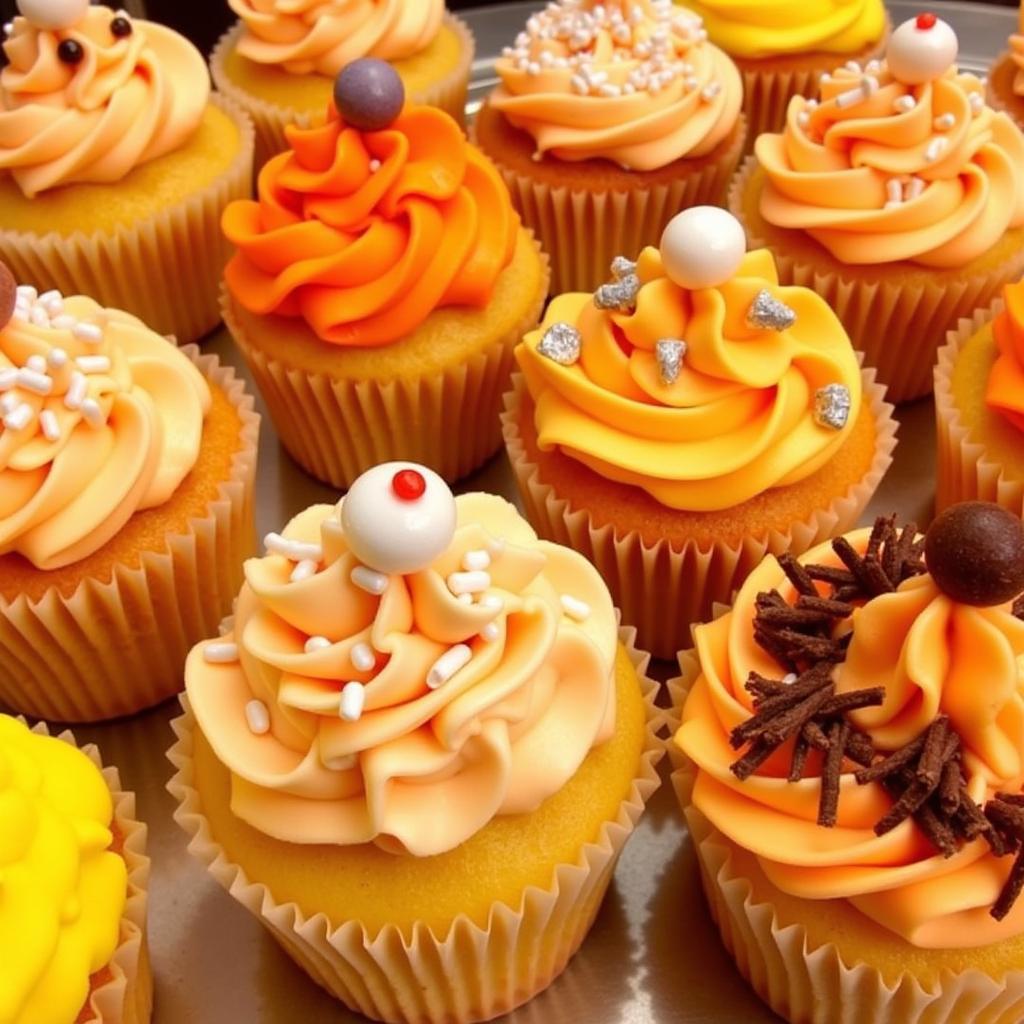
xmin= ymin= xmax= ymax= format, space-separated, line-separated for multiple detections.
xmin=987 ymin=0 xmax=1024 ymax=128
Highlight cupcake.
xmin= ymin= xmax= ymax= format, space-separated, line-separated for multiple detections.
xmin=502 ymin=205 xmax=896 ymax=660
xmin=987 ymin=0 xmax=1024 ymax=127
xmin=0 ymin=0 xmax=254 ymax=346
xmin=733 ymin=14 xmax=1024 ymax=403
xmin=682 ymin=0 xmax=888 ymax=139
xmin=0 ymin=261 xmax=259 ymax=723
xmin=474 ymin=0 xmax=745 ymax=294
xmin=168 ymin=461 xmax=663 ymax=1023
xmin=672 ymin=503 xmax=1024 ymax=1024
xmin=221 ymin=59 xmax=549 ymax=490
xmin=211 ymin=0 xmax=474 ymax=169
xmin=935 ymin=280 xmax=1024 ymax=518
xmin=2 ymin=713 xmax=150 ymax=1023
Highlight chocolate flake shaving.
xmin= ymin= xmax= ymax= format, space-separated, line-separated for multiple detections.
xmin=985 ymin=795 xmax=1024 ymax=919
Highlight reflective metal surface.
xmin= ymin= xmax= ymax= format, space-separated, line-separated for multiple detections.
xmin=65 ymin=3 xmax=1013 ymax=1020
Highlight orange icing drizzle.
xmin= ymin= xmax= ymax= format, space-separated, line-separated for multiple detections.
xmin=986 ymin=280 xmax=1024 ymax=433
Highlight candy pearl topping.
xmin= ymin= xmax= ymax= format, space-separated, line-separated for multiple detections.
xmin=341 ymin=461 xmax=457 ymax=576
xmin=333 ymin=58 xmax=405 ymax=132
xmin=659 ymin=206 xmax=747 ymax=291
xmin=56 ymin=38 xmax=82 ymax=64
xmin=16 ymin=0 xmax=88 ymax=30
xmin=886 ymin=14 xmax=958 ymax=85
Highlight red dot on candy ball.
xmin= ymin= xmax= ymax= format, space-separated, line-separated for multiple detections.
xmin=916 ymin=11 xmax=937 ymax=29
xmin=392 ymin=469 xmax=426 ymax=502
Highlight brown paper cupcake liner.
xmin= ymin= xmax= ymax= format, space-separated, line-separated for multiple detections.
xmin=222 ymin=234 xmax=548 ymax=490
xmin=730 ymin=155 xmax=1024 ymax=403
xmin=23 ymin=720 xmax=152 ymax=1024
xmin=167 ymin=622 xmax=664 ymax=1024
xmin=501 ymin=362 xmax=896 ymax=661
xmin=210 ymin=14 xmax=475 ymax=171
xmin=0 ymin=349 xmax=259 ymax=723
xmin=935 ymin=298 xmax=1024 ymax=517
xmin=0 ymin=94 xmax=254 ymax=347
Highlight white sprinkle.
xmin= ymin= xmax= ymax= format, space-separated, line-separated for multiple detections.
xmin=30 ymin=306 xmax=48 ymax=328
xmin=340 ymin=682 xmax=365 ymax=722
xmin=479 ymin=594 xmax=504 ymax=613
xmin=204 ymin=641 xmax=239 ymax=664
xmin=906 ymin=176 xmax=926 ymax=201
xmin=25 ymin=354 xmax=46 ymax=373
xmin=39 ymin=409 xmax=60 ymax=442
xmin=16 ymin=368 xmax=52 ymax=395
xmin=50 ymin=314 xmax=76 ymax=331
xmin=934 ymin=112 xmax=955 ymax=131
xmin=72 ymin=322 xmax=104 ymax=343
xmin=924 ymin=137 xmax=947 ymax=163
xmin=797 ymin=110 xmax=811 ymax=128
xmin=845 ymin=60 xmax=862 ymax=73
xmin=304 ymin=635 xmax=331 ymax=654
xmin=457 ymin=593 xmax=474 ymax=605
xmin=427 ymin=645 xmax=473 ymax=689
xmin=47 ymin=347 xmax=68 ymax=369
xmin=351 ymin=642 xmax=375 ymax=672
xmin=80 ymin=398 xmax=105 ymax=428
xmin=0 ymin=368 xmax=16 ymax=391
xmin=700 ymin=81 xmax=721 ymax=102
xmin=0 ymin=393 xmax=16 ymax=414
xmin=15 ymin=285 xmax=36 ymax=303
xmin=64 ymin=371 xmax=87 ymax=410
xmin=462 ymin=549 xmax=491 ymax=572
xmin=560 ymin=594 xmax=591 ymax=622
xmin=448 ymin=570 xmax=491 ymax=596
xmin=885 ymin=178 xmax=902 ymax=205
xmin=351 ymin=565 xmax=388 ymax=595
xmin=37 ymin=289 xmax=62 ymax=313
xmin=245 ymin=699 xmax=270 ymax=735
xmin=969 ymin=92 xmax=984 ymax=114
xmin=894 ymin=94 xmax=916 ymax=113
xmin=290 ymin=558 xmax=318 ymax=583
xmin=76 ymin=355 xmax=110 ymax=375
xmin=264 ymin=532 xmax=322 ymax=563
xmin=480 ymin=622 xmax=500 ymax=642
xmin=368 ymin=159 xmax=381 ymax=172
xmin=782 ymin=673 xmax=798 ymax=685
xmin=2 ymin=402 xmax=32 ymax=432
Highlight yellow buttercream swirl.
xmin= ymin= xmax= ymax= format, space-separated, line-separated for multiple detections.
xmin=682 ymin=0 xmax=885 ymax=60
xmin=185 ymin=493 xmax=618 ymax=857
xmin=676 ymin=530 xmax=1024 ymax=950
xmin=756 ymin=62 xmax=1024 ymax=267
xmin=227 ymin=0 xmax=444 ymax=75
xmin=0 ymin=296 xmax=211 ymax=571
xmin=515 ymin=247 xmax=862 ymax=512
xmin=491 ymin=0 xmax=742 ymax=170
xmin=0 ymin=8 xmax=208 ymax=197
xmin=0 ymin=715 xmax=126 ymax=1024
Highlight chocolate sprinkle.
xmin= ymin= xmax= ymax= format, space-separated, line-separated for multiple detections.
xmin=985 ymin=795 xmax=1024 ymax=919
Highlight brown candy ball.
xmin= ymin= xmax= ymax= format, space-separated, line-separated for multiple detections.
xmin=924 ymin=502 xmax=1024 ymax=606
xmin=0 ymin=261 xmax=16 ymax=330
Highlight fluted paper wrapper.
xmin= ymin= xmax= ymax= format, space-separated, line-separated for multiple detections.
xmin=0 ymin=95 xmax=254 ymax=348
xmin=222 ymin=235 xmax=548 ymax=490
xmin=666 ymin=653 xmax=1024 ymax=1024
xmin=480 ymin=119 xmax=746 ymax=295
xmin=167 ymin=624 xmax=664 ymax=1024
xmin=25 ymin=720 xmax=153 ymax=1024
xmin=211 ymin=14 xmax=474 ymax=170
xmin=731 ymin=156 xmax=1024 ymax=403
xmin=0 ymin=350 xmax=259 ymax=723
xmin=501 ymin=364 xmax=897 ymax=661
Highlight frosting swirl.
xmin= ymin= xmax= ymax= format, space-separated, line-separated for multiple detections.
xmin=0 ymin=714 xmax=126 ymax=1024
xmin=186 ymin=491 xmax=617 ymax=857
xmin=677 ymin=530 xmax=1024 ymax=949
xmin=683 ymin=0 xmax=886 ymax=60
xmin=0 ymin=7 xmax=208 ymax=197
xmin=986 ymin=280 xmax=1024 ymax=433
xmin=0 ymin=288 xmax=211 ymax=571
xmin=515 ymin=246 xmax=862 ymax=512
xmin=222 ymin=105 xmax=519 ymax=347
xmin=490 ymin=0 xmax=742 ymax=170
xmin=227 ymin=0 xmax=444 ymax=76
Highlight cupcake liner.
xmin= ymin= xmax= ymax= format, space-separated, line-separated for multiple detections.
xmin=0 ymin=349 xmax=259 ymax=723
xmin=0 ymin=95 xmax=255 ymax=348
xmin=481 ymin=118 xmax=746 ymax=295
xmin=25 ymin=719 xmax=152 ymax=1024
xmin=501 ymin=362 xmax=897 ymax=661
xmin=210 ymin=14 xmax=475 ymax=171
xmin=934 ymin=298 xmax=1024 ymax=517
xmin=222 ymin=233 xmax=549 ymax=490
xmin=167 ymin=622 xmax=665 ymax=1024
xmin=731 ymin=155 xmax=1024 ymax=403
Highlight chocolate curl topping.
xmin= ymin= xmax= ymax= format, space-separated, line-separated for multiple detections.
xmin=985 ymin=795 xmax=1024 ymax=920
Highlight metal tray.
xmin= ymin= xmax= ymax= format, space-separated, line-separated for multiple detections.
xmin=68 ymin=3 xmax=1017 ymax=1021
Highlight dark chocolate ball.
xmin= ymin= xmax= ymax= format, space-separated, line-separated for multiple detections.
xmin=110 ymin=15 xmax=132 ymax=39
xmin=924 ymin=502 xmax=1024 ymax=606
xmin=333 ymin=58 xmax=405 ymax=132
xmin=57 ymin=38 xmax=84 ymax=65
xmin=0 ymin=262 xmax=14 ymax=330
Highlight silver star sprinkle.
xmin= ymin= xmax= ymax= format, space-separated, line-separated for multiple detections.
xmin=747 ymin=289 xmax=797 ymax=331
xmin=537 ymin=322 xmax=582 ymax=365
xmin=814 ymin=384 xmax=851 ymax=430
xmin=655 ymin=339 xmax=687 ymax=386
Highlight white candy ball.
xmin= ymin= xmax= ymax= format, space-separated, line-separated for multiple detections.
xmin=886 ymin=15 xmax=958 ymax=85
xmin=659 ymin=206 xmax=747 ymax=290
xmin=341 ymin=462 xmax=457 ymax=575
xmin=16 ymin=0 xmax=89 ymax=30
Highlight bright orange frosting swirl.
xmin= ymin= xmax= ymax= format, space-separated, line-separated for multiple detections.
xmin=986 ymin=280 xmax=1024 ymax=433
xmin=491 ymin=0 xmax=742 ymax=170
xmin=227 ymin=0 xmax=443 ymax=75
xmin=0 ymin=7 xmax=207 ymax=197
xmin=185 ymin=493 xmax=617 ymax=857
xmin=677 ymin=530 xmax=1024 ymax=949
xmin=222 ymin=104 xmax=519 ymax=347
xmin=756 ymin=62 xmax=1024 ymax=267
xmin=516 ymin=247 xmax=862 ymax=512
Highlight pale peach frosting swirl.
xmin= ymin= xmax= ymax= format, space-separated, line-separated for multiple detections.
xmin=986 ymin=279 xmax=1024 ymax=433
xmin=227 ymin=0 xmax=444 ymax=75
xmin=756 ymin=57 xmax=1024 ymax=267
xmin=677 ymin=530 xmax=1024 ymax=949
xmin=490 ymin=0 xmax=742 ymax=170
xmin=516 ymin=247 xmax=862 ymax=512
xmin=0 ymin=6 xmax=208 ymax=197
xmin=0 ymin=291 xmax=210 ymax=571
xmin=185 ymin=493 xmax=618 ymax=857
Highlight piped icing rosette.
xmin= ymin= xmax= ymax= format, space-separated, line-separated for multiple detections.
xmin=677 ymin=504 xmax=1024 ymax=949
xmin=987 ymin=280 xmax=1024 ymax=433
xmin=227 ymin=0 xmax=444 ymax=76
xmin=490 ymin=0 xmax=741 ymax=169
xmin=755 ymin=15 xmax=1024 ymax=268
xmin=186 ymin=462 xmax=618 ymax=857
xmin=516 ymin=206 xmax=862 ymax=512
xmin=0 ymin=266 xmax=210 ymax=571
xmin=0 ymin=1 xmax=208 ymax=197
